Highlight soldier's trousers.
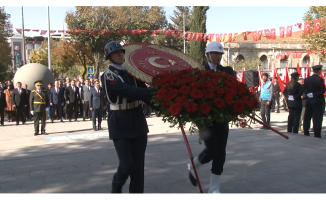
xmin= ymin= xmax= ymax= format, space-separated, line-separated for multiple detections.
xmin=34 ymin=111 xmax=46 ymax=133
xmin=112 ymin=134 xmax=147 ymax=193
xmin=304 ymin=103 xmax=323 ymax=138
xmin=287 ymin=107 xmax=302 ymax=133
xmin=198 ymin=120 xmax=229 ymax=175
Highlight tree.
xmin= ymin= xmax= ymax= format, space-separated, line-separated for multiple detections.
xmin=66 ymin=6 xmax=168 ymax=79
xmin=302 ymin=6 xmax=326 ymax=60
xmin=51 ymin=40 xmax=78 ymax=78
xmin=188 ymin=6 xmax=209 ymax=65
xmin=155 ymin=6 xmax=192 ymax=52
xmin=0 ymin=7 xmax=13 ymax=71
xmin=229 ymin=58 xmax=262 ymax=71
xmin=29 ymin=38 xmax=57 ymax=68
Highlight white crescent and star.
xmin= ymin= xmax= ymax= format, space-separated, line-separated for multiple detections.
xmin=148 ymin=57 xmax=177 ymax=69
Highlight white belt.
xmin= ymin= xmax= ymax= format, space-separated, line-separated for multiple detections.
xmin=110 ymin=101 xmax=140 ymax=110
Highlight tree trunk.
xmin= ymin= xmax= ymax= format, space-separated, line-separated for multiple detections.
xmin=94 ymin=53 xmax=100 ymax=79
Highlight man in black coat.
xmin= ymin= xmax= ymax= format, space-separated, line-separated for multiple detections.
xmin=271 ymin=77 xmax=281 ymax=113
xmin=76 ymin=81 xmax=83 ymax=118
xmin=187 ymin=41 xmax=235 ymax=193
xmin=82 ymin=79 xmax=92 ymax=121
xmin=303 ymin=65 xmax=325 ymax=138
xmin=22 ymin=84 xmax=32 ymax=121
xmin=50 ymin=80 xmax=65 ymax=122
xmin=0 ymin=85 xmax=7 ymax=125
xmin=65 ymin=80 xmax=80 ymax=122
xmin=89 ymin=79 xmax=105 ymax=131
xmin=12 ymin=81 xmax=27 ymax=125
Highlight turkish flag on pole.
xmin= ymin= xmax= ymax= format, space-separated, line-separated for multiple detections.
xmin=264 ymin=29 xmax=271 ymax=39
xmin=16 ymin=28 xmax=22 ymax=34
xmin=241 ymin=68 xmax=245 ymax=84
xmin=40 ymin=30 xmax=47 ymax=35
xmin=279 ymin=27 xmax=285 ymax=38
xmin=32 ymin=29 xmax=40 ymax=32
xmin=305 ymin=62 xmax=310 ymax=78
xmin=186 ymin=32 xmax=191 ymax=40
xmin=257 ymin=65 xmax=262 ymax=87
xmin=242 ymin=32 xmax=247 ymax=40
xmin=314 ymin=19 xmax=321 ymax=33
xmin=270 ymin=28 xmax=276 ymax=39
xmin=286 ymin=25 xmax=293 ymax=37
xmin=284 ymin=65 xmax=290 ymax=84
xmin=297 ymin=61 xmax=301 ymax=77
xmin=275 ymin=69 xmax=286 ymax=93
xmin=176 ymin=30 xmax=182 ymax=37
xmin=304 ymin=21 xmax=311 ymax=34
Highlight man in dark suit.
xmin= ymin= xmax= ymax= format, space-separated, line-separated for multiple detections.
xmin=0 ymin=85 xmax=7 ymax=126
xmin=82 ymin=79 xmax=92 ymax=121
xmin=65 ymin=80 xmax=80 ymax=122
xmin=271 ymin=77 xmax=281 ymax=113
xmin=89 ymin=79 xmax=105 ymax=131
xmin=50 ymin=80 xmax=65 ymax=122
xmin=303 ymin=65 xmax=326 ymax=138
xmin=76 ymin=81 xmax=83 ymax=118
xmin=22 ymin=84 xmax=32 ymax=121
xmin=12 ymin=81 xmax=27 ymax=125
xmin=63 ymin=77 xmax=70 ymax=88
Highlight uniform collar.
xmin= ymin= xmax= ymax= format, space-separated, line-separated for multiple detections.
xmin=110 ymin=63 xmax=125 ymax=70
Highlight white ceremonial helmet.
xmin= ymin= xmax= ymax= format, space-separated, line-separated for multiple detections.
xmin=205 ymin=41 xmax=224 ymax=54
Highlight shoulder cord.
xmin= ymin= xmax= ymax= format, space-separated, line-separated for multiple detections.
xmin=103 ymin=68 xmax=125 ymax=105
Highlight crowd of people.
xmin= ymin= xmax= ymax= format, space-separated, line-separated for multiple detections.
xmin=0 ymin=77 xmax=155 ymax=133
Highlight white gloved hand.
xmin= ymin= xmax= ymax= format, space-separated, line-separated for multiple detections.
xmin=307 ymin=93 xmax=313 ymax=98
xmin=30 ymin=111 xmax=34 ymax=115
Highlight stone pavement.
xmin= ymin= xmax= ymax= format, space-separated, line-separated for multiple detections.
xmin=0 ymin=110 xmax=326 ymax=193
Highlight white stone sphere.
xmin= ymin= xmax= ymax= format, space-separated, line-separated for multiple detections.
xmin=13 ymin=63 xmax=55 ymax=90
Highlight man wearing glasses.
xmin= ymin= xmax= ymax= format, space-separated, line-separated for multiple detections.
xmin=30 ymin=80 xmax=49 ymax=136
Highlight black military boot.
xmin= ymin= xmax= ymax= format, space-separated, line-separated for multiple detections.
xmin=111 ymin=179 xmax=122 ymax=193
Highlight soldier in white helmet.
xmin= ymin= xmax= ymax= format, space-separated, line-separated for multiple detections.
xmin=187 ymin=41 xmax=236 ymax=193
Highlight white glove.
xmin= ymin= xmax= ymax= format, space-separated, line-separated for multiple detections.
xmin=307 ymin=93 xmax=313 ymax=98
xmin=30 ymin=111 xmax=34 ymax=115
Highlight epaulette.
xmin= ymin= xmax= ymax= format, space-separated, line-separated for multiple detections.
xmin=31 ymin=90 xmax=35 ymax=93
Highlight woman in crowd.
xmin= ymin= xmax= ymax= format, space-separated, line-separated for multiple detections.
xmin=283 ymin=72 xmax=303 ymax=133
xmin=4 ymin=85 xmax=14 ymax=122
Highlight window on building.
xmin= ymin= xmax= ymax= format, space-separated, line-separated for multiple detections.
xmin=236 ymin=55 xmax=244 ymax=62
xmin=302 ymin=55 xmax=310 ymax=66
xmin=260 ymin=55 xmax=268 ymax=70
xmin=280 ymin=56 xmax=288 ymax=68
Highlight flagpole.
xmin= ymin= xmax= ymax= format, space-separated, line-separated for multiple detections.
xmin=21 ymin=6 xmax=26 ymax=66
xmin=183 ymin=6 xmax=185 ymax=54
xmin=47 ymin=6 xmax=51 ymax=70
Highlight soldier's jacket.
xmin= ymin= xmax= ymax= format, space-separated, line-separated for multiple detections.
xmin=29 ymin=88 xmax=49 ymax=112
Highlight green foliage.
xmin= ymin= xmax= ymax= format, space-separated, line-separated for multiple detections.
xmin=229 ymin=58 xmax=262 ymax=71
xmin=188 ymin=6 xmax=209 ymax=65
xmin=28 ymin=38 xmax=58 ymax=67
xmin=302 ymin=6 xmax=326 ymax=60
xmin=0 ymin=7 xmax=13 ymax=69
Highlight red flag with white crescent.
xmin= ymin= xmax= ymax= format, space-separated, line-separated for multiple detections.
xmin=186 ymin=32 xmax=191 ymax=40
xmin=286 ymin=52 xmax=290 ymax=58
xmin=163 ymin=30 xmax=169 ymax=36
xmin=208 ymin=34 xmax=212 ymax=42
xmin=314 ymin=19 xmax=321 ymax=33
xmin=58 ymin=30 xmax=64 ymax=33
xmin=275 ymin=68 xmax=286 ymax=93
xmin=16 ymin=28 xmax=22 ymax=34
xmin=233 ymin=33 xmax=238 ymax=42
xmin=191 ymin=32 xmax=196 ymax=40
xmin=252 ymin=31 xmax=257 ymax=41
xmin=321 ymin=49 xmax=325 ymax=55
xmin=242 ymin=32 xmax=247 ymax=40
xmin=305 ymin=62 xmax=310 ymax=78
xmin=307 ymin=50 xmax=311 ymax=56
xmin=286 ymin=25 xmax=292 ymax=37
xmin=219 ymin=33 xmax=223 ymax=42
xmin=82 ymin=30 xmax=88 ymax=33
xmin=32 ymin=29 xmax=40 ymax=32
xmin=180 ymin=31 xmax=187 ymax=38
xmin=122 ymin=29 xmax=128 ymax=35
xmin=24 ymin=29 xmax=31 ymax=32
xmin=279 ymin=27 xmax=285 ymax=38
xmin=270 ymin=28 xmax=276 ymax=39
xmin=292 ymin=52 xmax=297 ymax=58
xmin=222 ymin=33 xmax=227 ymax=42
xmin=297 ymin=51 xmax=302 ymax=58
xmin=281 ymin=53 xmax=285 ymax=59
xmin=264 ymin=29 xmax=271 ymax=39
xmin=257 ymin=30 xmax=262 ymax=40
xmin=40 ymin=30 xmax=47 ymax=35
xmin=176 ymin=30 xmax=182 ymax=37
xmin=304 ymin=21 xmax=311 ymax=34
xmin=170 ymin=30 xmax=175 ymax=37
xmin=195 ymin=33 xmax=200 ymax=41
xmin=284 ymin=65 xmax=290 ymax=84
xmin=203 ymin=33 xmax=207 ymax=42
xmin=228 ymin=33 xmax=232 ymax=42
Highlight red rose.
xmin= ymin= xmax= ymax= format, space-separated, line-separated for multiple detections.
xmin=189 ymin=89 xmax=203 ymax=99
xmin=233 ymin=100 xmax=245 ymax=114
xmin=224 ymin=94 xmax=234 ymax=105
xmin=169 ymin=104 xmax=182 ymax=116
xmin=192 ymin=81 xmax=202 ymax=89
xmin=156 ymin=88 xmax=167 ymax=100
xmin=168 ymin=89 xmax=179 ymax=99
xmin=213 ymin=98 xmax=225 ymax=108
xmin=179 ymin=86 xmax=190 ymax=94
xmin=200 ymin=102 xmax=211 ymax=114
xmin=215 ymin=87 xmax=225 ymax=95
xmin=203 ymin=89 xmax=214 ymax=98
xmin=175 ymin=95 xmax=188 ymax=104
xmin=190 ymin=103 xmax=198 ymax=112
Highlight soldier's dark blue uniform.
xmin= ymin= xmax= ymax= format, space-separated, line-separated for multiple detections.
xmin=303 ymin=65 xmax=325 ymax=138
xmin=100 ymin=41 xmax=152 ymax=193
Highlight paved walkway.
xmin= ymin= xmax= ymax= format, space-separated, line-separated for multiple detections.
xmin=0 ymin=110 xmax=326 ymax=193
